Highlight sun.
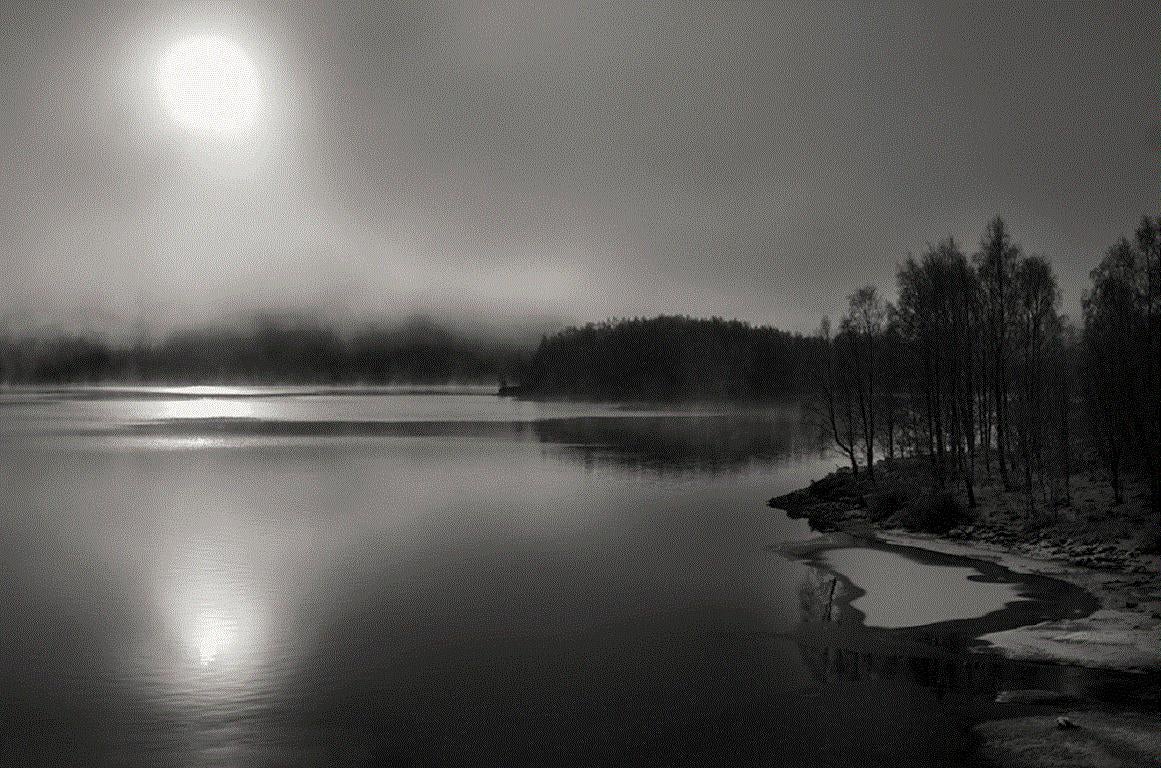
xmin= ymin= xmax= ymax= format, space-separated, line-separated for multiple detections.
xmin=158 ymin=35 xmax=261 ymax=134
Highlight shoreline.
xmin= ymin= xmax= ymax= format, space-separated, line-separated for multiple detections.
xmin=770 ymin=487 xmax=1161 ymax=762
xmin=873 ymin=529 xmax=1161 ymax=673
xmin=773 ymin=530 xmax=1101 ymax=643
xmin=768 ymin=463 xmax=1161 ymax=674
xmin=770 ymin=467 xmax=1161 ymax=767
xmin=778 ymin=525 xmax=1161 ymax=674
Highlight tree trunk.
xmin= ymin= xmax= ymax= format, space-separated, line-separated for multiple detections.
xmin=1110 ymin=448 xmax=1123 ymax=505
xmin=994 ymin=357 xmax=1011 ymax=489
xmin=1060 ymin=374 xmax=1071 ymax=507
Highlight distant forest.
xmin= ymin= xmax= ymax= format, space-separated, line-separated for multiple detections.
xmin=515 ymin=316 xmax=813 ymax=400
xmin=0 ymin=316 xmax=526 ymax=385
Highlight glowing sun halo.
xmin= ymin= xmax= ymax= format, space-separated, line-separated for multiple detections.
xmin=159 ymin=35 xmax=260 ymax=134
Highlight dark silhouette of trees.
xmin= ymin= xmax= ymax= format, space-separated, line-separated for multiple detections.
xmin=513 ymin=214 xmax=1160 ymax=523
xmin=547 ymin=218 xmax=1127 ymax=522
xmin=1135 ymin=217 xmax=1161 ymax=519
xmin=517 ymin=315 xmax=813 ymax=401
xmin=875 ymin=315 xmax=905 ymax=463
xmin=0 ymin=314 xmax=525 ymax=385
xmin=1012 ymin=255 xmax=1061 ymax=514
xmin=1046 ymin=319 xmax=1077 ymax=512
xmin=812 ymin=316 xmax=861 ymax=475
xmin=803 ymin=215 xmax=1157 ymax=519
xmin=867 ymin=224 xmax=1081 ymax=519
xmin=807 ymin=287 xmax=895 ymax=483
xmin=794 ymin=215 xmax=1157 ymax=523
xmin=975 ymin=217 xmax=1021 ymax=491
xmin=895 ymin=238 xmax=982 ymax=504
xmin=1082 ymin=231 xmax=1159 ymax=510
xmin=839 ymin=287 xmax=885 ymax=481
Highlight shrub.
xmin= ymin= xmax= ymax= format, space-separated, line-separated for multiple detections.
xmin=1139 ymin=527 xmax=1161 ymax=555
xmin=865 ymin=484 xmax=909 ymax=522
xmin=889 ymin=492 xmax=965 ymax=533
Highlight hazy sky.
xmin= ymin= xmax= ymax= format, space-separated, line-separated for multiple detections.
xmin=2 ymin=1 xmax=1158 ymax=335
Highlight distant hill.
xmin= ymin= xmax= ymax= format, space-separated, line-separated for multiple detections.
xmin=512 ymin=315 xmax=814 ymax=401
xmin=0 ymin=314 xmax=528 ymax=385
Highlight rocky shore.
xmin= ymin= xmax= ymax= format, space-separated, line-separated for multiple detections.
xmin=769 ymin=458 xmax=1161 ymax=672
xmin=770 ymin=458 xmax=1161 ymax=767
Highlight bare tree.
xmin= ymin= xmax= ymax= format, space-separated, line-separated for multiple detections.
xmin=876 ymin=311 xmax=905 ymax=462
xmin=975 ymin=217 xmax=1021 ymax=490
xmin=1083 ymin=238 xmax=1146 ymax=504
xmin=1013 ymin=255 xmax=1060 ymax=516
xmin=840 ymin=287 xmax=885 ymax=481
xmin=810 ymin=317 xmax=861 ymax=475
xmin=1134 ymin=216 xmax=1161 ymax=520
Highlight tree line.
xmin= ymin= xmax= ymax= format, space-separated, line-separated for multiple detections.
xmin=0 ymin=314 xmax=525 ymax=385
xmin=516 ymin=315 xmax=815 ymax=401
xmin=811 ymin=215 xmax=1161 ymax=520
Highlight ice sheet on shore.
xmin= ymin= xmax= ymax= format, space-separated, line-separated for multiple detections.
xmin=819 ymin=547 xmax=1023 ymax=628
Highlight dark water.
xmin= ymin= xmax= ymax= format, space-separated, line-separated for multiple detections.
xmin=0 ymin=388 xmax=1129 ymax=766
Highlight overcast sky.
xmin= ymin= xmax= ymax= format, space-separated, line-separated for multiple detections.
xmin=2 ymin=0 xmax=1158 ymax=335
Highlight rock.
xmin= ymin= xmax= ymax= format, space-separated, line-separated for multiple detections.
xmin=1056 ymin=716 xmax=1077 ymax=730
xmin=977 ymin=710 xmax=1161 ymax=767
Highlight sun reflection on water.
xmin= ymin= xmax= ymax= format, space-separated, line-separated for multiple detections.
xmin=164 ymin=548 xmax=268 ymax=680
xmin=193 ymin=611 xmax=239 ymax=667
xmin=157 ymin=398 xmax=256 ymax=420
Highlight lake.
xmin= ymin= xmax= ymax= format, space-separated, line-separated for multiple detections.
xmin=0 ymin=387 xmax=1114 ymax=766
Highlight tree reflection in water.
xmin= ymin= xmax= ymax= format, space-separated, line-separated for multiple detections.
xmin=534 ymin=410 xmax=825 ymax=476
xmin=791 ymin=568 xmax=1146 ymax=706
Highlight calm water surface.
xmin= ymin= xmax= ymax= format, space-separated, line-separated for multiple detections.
xmin=0 ymin=388 xmax=1116 ymax=766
